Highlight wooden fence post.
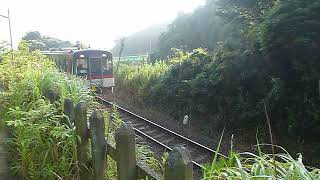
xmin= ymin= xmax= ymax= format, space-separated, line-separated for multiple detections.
xmin=43 ymin=88 xmax=60 ymax=103
xmin=63 ymin=99 xmax=74 ymax=128
xmin=115 ymin=122 xmax=137 ymax=180
xmin=74 ymin=103 xmax=90 ymax=180
xmin=0 ymin=126 xmax=8 ymax=180
xmin=105 ymin=111 xmax=112 ymax=167
xmin=89 ymin=110 xmax=106 ymax=180
xmin=164 ymin=147 xmax=193 ymax=180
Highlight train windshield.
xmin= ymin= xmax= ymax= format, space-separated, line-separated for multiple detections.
xmin=76 ymin=58 xmax=88 ymax=77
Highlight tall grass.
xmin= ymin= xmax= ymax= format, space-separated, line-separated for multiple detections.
xmin=116 ymin=61 xmax=169 ymax=98
xmin=0 ymin=42 xmax=93 ymax=179
xmin=203 ymin=135 xmax=320 ymax=179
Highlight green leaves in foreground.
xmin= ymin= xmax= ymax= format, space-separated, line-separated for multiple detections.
xmin=203 ymin=145 xmax=320 ymax=179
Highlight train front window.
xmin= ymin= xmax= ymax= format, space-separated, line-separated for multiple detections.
xmin=76 ymin=58 xmax=88 ymax=77
xmin=103 ymin=58 xmax=113 ymax=74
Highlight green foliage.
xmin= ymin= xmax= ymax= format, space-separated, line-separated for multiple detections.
xmin=22 ymin=31 xmax=73 ymax=51
xmin=0 ymin=41 xmax=93 ymax=179
xmin=116 ymin=61 xmax=169 ymax=102
xmin=117 ymin=0 xmax=320 ymax=140
xmin=203 ymin=145 xmax=320 ymax=179
xmin=156 ymin=0 xmax=273 ymax=59
xmin=257 ymin=0 xmax=320 ymax=137
xmin=158 ymin=2 xmax=225 ymax=58
xmin=202 ymin=132 xmax=320 ymax=179
xmin=0 ymin=41 xmax=164 ymax=179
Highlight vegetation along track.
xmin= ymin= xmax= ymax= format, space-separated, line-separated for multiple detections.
xmin=96 ymin=96 xmax=228 ymax=178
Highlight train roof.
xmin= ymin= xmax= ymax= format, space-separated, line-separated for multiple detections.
xmin=42 ymin=49 xmax=112 ymax=59
xmin=41 ymin=50 xmax=73 ymax=56
xmin=73 ymin=49 xmax=112 ymax=59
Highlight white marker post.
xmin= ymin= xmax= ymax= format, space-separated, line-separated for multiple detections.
xmin=183 ymin=114 xmax=190 ymax=148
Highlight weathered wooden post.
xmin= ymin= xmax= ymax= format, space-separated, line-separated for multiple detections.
xmin=164 ymin=147 xmax=193 ymax=180
xmin=63 ymin=99 xmax=74 ymax=128
xmin=43 ymin=88 xmax=60 ymax=103
xmin=105 ymin=112 xmax=112 ymax=166
xmin=115 ymin=122 xmax=137 ymax=180
xmin=0 ymin=85 xmax=8 ymax=180
xmin=74 ymin=103 xmax=90 ymax=180
xmin=89 ymin=110 xmax=106 ymax=180
xmin=0 ymin=126 xmax=8 ymax=180
xmin=0 ymin=82 xmax=4 ymax=92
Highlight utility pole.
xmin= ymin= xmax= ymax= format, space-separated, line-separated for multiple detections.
xmin=7 ymin=9 xmax=13 ymax=52
xmin=0 ymin=9 xmax=13 ymax=52
xmin=148 ymin=39 xmax=152 ymax=64
xmin=149 ymin=39 xmax=152 ymax=53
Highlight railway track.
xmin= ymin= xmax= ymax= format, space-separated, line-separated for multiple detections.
xmin=96 ymin=96 xmax=227 ymax=179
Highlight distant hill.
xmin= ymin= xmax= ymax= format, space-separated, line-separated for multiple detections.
xmin=111 ymin=24 xmax=167 ymax=56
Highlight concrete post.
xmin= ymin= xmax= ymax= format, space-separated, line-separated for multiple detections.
xmin=89 ymin=110 xmax=106 ymax=180
xmin=74 ymin=103 xmax=90 ymax=180
xmin=164 ymin=147 xmax=193 ymax=180
xmin=115 ymin=122 xmax=137 ymax=180
xmin=63 ymin=99 xmax=74 ymax=128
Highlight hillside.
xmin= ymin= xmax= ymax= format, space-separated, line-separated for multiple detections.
xmin=111 ymin=24 xmax=166 ymax=56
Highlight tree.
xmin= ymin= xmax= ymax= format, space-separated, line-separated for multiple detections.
xmin=21 ymin=31 xmax=73 ymax=51
xmin=158 ymin=1 xmax=242 ymax=58
xmin=73 ymin=41 xmax=89 ymax=50
xmin=22 ymin=31 xmax=41 ymax=41
xmin=257 ymin=0 xmax=320 ymax=137
xmin=139 ymin=0 xmax=320 ymax=139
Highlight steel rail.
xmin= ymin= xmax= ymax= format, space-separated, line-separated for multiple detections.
xmin=112 ymin=114 xmax=206 ymax=170
xmin=97 ymin=97 xmax=227 ymax=158
xmin=96 ymin=96 xmax=228 ymax=173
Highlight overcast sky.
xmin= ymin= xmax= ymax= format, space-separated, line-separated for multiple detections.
xmin=0 ymin=0 xmax=205 ymax=50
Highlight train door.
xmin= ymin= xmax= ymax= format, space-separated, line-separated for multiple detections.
xmin=88 ymin=57 xmax=103 ymax=86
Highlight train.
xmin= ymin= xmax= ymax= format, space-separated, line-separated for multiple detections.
xmin=42 ymin=49 xmax=114 ymax=91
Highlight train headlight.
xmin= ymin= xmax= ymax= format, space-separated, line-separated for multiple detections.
xmin=102 ymin=54 xmax=106 ymax=57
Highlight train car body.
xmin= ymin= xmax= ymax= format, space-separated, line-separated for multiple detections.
xmin=42 ymin=49 xmax=114 ymax=88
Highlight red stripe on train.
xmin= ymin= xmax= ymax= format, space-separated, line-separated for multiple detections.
xmin=88 ymin=74 xmax=114 ymax=80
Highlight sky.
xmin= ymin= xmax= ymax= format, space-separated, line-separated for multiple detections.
xmin=0 ymin=0 xmax=205 ymax=50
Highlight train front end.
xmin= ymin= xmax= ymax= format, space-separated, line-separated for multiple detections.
xmin=73 ymin=50 xmax=114 ymax=90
